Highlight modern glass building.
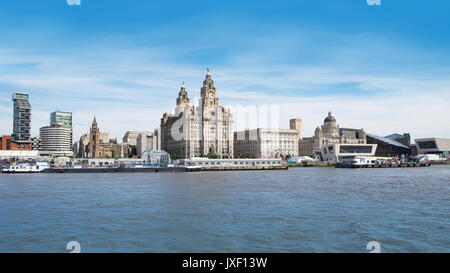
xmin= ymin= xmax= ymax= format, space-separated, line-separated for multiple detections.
xmin=367 ymin=134 xmax=411 ymax=157
xmin=12 ymin=92 xmax=31 ymax=141
xmin=50 ymin=111 xmax=73 ymax=149
xmin=415 ymin=138 xmax=450 ymax=157
xmin=316 ymin=143 xmax=378 ymax=163
xmin=141 ymin=150 xmax=171 ymax=166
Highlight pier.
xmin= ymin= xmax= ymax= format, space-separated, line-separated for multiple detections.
xmin=41 ymin=166 xmax=197 ymax=174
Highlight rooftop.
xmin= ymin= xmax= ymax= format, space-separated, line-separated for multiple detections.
xmin=367 ymin=134 xmax=410 ymax=149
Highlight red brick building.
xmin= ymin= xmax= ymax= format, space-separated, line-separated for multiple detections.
xmin=0 ymin=135 xmax=32 ymax=151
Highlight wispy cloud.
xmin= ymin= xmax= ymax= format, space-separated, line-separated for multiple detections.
xmin=0 ymin=22 xmax=449 ymax=142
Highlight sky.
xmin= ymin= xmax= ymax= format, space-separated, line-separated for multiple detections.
xmin=0 ymin=0 xmax=449 ymax=142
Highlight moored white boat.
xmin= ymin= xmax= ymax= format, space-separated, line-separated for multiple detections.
xmin=2 ymin=162 xmax=49 ymax=173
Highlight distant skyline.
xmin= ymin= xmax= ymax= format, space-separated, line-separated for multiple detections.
xmin=1 ymin=1 xmax=449 ymax=141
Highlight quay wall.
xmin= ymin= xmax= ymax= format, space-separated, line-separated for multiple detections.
xmin=194 ymin=166 xmax=288 ymax=171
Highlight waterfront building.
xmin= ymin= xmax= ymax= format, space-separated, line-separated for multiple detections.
xmin=122 ymin=131 xmax=140 ymax=146
xmin=178 ymin=157 xmax=284 ymax=169
xmin=88 ymin=117 xmax=101 ymax=158
xmin=0 ymin=150 xmax=39 ymax=160
xmin=298 ymin=137 xmax=315 ymax=156
xmin=119 ymin=143 xmax=133 ymax=158
xmin=136 ymin=130 xmax=161 ymax=157
xmin=339 ymin=128 xmax=367 ymax=141
xmin=0 ymin=135 xmax=32 ymax=151
xmin=409 ymin=144 xmax=418 ymax=157
xmin=415 ymin=138 xmax=450 ymax=158
xmin=153 ymin=128 xmax=161 ymax=151
xmin=74 ymin=134 xmax=89 ymax=158
xmin=289 ymin=118 xmax=303 ymax=140
xmin=50 ymin=111 xmax=73 ymax=149
xmin=71 ymin=157 xmax=150 ymax=167
xmin=314 ymin=112 xmax=367 ymax=150
xmin=12 ymin=92 xmax=31 ymax=141
xmin=73 ymin=141 xmax=78 ymax=155
xmin=161 ymin=70 xmax=234 ymax=159
xmin=72 ymin=158 xmax=117 ymax=167
xmin=141 ymin=150 xmax=171 ymax=166
xmin=385 ymin=133 xmax=411 ymax=147
xmin=75 ymin=118 xmax=122 ymax=158
xmin=312 ymin=112 xmax=376 ymax=162
xmin=39 ymin=124 xmax=73 ymax=157
xmin=102 ymin=142 xmax=122 ymax=159
xmin=10 ymin=93 xmax=33 ymax=151
xmin=318 ymin=143 xmax=378 ymax=163
xmin=136 ymin=132 xmax=151 ymax=157
xmin=367 ymin=134 xmax=411 ymax=157
xmin=234 ymin=128 xmax=299 ymax=158
xmin=123 ymin=130 xmax=161 ymax=158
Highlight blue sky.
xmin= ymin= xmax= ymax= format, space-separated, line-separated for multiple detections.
xmin=0 ymin=0 xmax=449 ymax=141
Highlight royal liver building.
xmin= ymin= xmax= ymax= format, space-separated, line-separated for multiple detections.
xmin=161 ymin=70 xmax=234 ymax=159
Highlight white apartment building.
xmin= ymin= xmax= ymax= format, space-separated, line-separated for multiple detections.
xmin=39 ymin=124 xmax=73 ymax=157
xmin=234 ymin=128 xmax=299 ymax=158
xmin=135 ymin=129 xmax=161 ymax=158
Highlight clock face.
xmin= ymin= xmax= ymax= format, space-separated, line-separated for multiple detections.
xmin=208 ymin=92 xmax=214 ymax=99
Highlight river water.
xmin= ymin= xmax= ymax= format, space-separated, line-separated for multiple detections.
xmin=0 ymin=166 xmax=449 ymax=253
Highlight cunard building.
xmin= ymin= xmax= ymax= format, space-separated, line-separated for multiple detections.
xmin=161 ymin=70 xmax=234 ymax=159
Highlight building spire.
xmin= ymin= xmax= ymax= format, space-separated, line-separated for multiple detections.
xmin=206 ymin=68 xmax=211 ymax=76
xmin=92 ymin=116 xmax=98 ymax=129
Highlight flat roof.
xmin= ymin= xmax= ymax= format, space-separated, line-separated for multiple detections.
xmin=415 ymin=138 xmax=450 ymax=141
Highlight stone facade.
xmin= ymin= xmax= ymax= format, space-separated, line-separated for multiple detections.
xmin=314 ymin=112 xmax=367 ymax=150
xmin=289 ymin=118 xmax=302 ymax=140
xmin=88 ymin=117 xmax=101 ymax=158
xmin=298 ymin=137 xmax=315 ymax=156
xmin=161 ymin=71 xmax=234 ymax=159
xmin=75 ymin=117 xmax=121 ymax=158
xmin=234 ymin=128 xmax=299 ymax=158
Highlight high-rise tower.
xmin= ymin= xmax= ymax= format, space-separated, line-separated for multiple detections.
xmin=12 ymin=92 xmax=31 ymax=141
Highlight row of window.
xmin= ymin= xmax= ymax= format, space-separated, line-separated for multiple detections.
xmin=194 ymin=161 xmax=280 ymax=166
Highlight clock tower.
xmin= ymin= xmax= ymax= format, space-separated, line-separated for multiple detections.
xmin=200 ymin=68 xmax=219 ymax=106
xmin=161 ymin=69 xmax=234 ymax=159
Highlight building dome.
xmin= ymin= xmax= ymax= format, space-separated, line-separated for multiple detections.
xmin=324 ymin=111 xmax=336 ymax=123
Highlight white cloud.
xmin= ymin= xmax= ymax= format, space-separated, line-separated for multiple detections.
xmin=0 ymin=25 xmax=449 ymax=142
